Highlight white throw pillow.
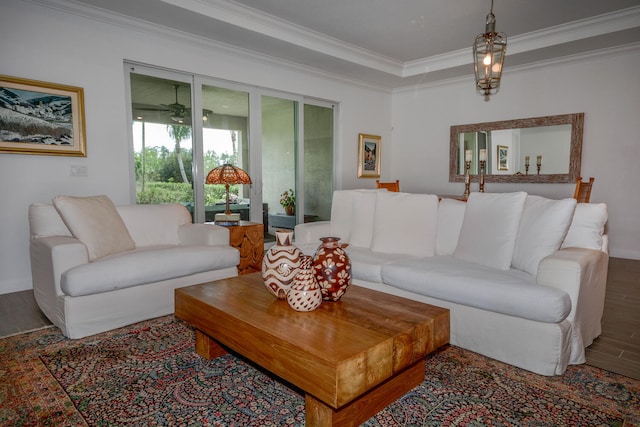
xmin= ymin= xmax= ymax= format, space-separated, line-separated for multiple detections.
xmin=371 ymin=192 xmax=439 ymax=257
xmin=28 ymin=203 xmax=72 ymax=239
xmin=53 ymin=195 xmax=135 ymax=261
xmin=348 ymin=191 xmax=378 ymax=248
xmin=561 ymin=203 xmax=608 ymax=250
xmin=453 ymin=192 xmax=527 ymax=270
xmin=436 ymin=198 xmax=467 ymax=256
xmin=512 ymin=196 xmax=576 ymax=275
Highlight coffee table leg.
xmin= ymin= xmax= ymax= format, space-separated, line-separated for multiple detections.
xmin=305 ymin=360 xmax=425 ymax=426
xmin=195 ymin=329 xmax=228 ymax=360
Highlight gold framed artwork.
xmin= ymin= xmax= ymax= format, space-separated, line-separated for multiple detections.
xmin=497 ymin=145 xmax=509 ymax=171
xmin=0 ymin=75 xmax=86 ymax=156
xmin=357 ymin=133 xmax=381 ymax=178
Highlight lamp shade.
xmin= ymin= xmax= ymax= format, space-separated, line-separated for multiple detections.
xmin=206 ymin=164 xmax=252 ymax=222
xmin=206 ymin=164 xmax=252 ymax=185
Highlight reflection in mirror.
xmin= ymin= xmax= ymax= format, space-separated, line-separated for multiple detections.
xmin=450 ymin=113 xmax=584 ymax=183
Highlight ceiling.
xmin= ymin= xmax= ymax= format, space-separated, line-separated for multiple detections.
xmin=69 ymin=0 xmax=640 ymax=89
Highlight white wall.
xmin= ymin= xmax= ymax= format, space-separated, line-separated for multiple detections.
xmin=391 ymin=47 xmax=640 ymax=260
xmin=0 ymin=0 xmax=392 ymax=294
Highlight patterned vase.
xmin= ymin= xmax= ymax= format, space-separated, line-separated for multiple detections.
xmin=287 ymin=256 xmax=323 ymax=312
xmin=262 ymin=230 xmax=303 ymax=299
xmin=312 ymin=236 xmax=352 ymax=301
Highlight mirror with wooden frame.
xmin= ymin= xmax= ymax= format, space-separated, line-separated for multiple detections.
xmin=449 ymin=113 xmax=584 ymax=183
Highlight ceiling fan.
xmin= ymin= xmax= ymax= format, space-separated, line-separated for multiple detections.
xmin=163 ymin=85 xmax=188 ymax=121
xmin=134 ymin=84 xmax=212 ymax=123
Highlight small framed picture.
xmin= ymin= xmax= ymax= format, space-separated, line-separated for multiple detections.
xmin=357 ymin=133 xmax=381 ymax=178
xmin=497 ymin=145 xmax=509 ymax=171
xmin=0 ymin=75 xmax=86 ymax=156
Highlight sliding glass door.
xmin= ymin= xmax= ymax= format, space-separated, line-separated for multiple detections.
xmin=129 ymin=70 xmax=195 ymax=217
xmin=261 ymin=95 xmax=298 ymax=235
xmin=200 ymin=83 xmax=250 ymax=222
xmin=126 ymin=63 xmax=335 ymax=229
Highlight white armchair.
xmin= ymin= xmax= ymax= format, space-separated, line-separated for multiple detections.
xmin=29 ymin=198 xmax=239 ymax=338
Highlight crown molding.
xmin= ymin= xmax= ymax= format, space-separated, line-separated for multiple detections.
xmin=158 ymin=0 xmax=405 ymax=75
xmin=403 ymin=6 xmax=640 ymax=77
xmin=394 ymin=41 xmax=640 ymax=94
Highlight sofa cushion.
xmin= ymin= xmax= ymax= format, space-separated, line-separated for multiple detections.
xmin=346 ymin=246 xmax=415 ymax=283
xmin=116 ymin=203 xmax=191 ymax=247
xmin=61 ymin=245 xmax=240 ymax=297
xmin=328 ymin=190 xmax=355 ymax=242
xmin=371 ymin=192 xmax=439 ymax=257
xmin=53 ymin=195 xmax=136 ymax=261
xmin=453 ymin=192 xmax=527 ymax=270
xmin=436 ymin=198 xmax=467 ymax=256
xmin=561 ymin=203 xmax=608 ymax=250
xmin=348 ymin=191 xmax=378 ymax=248
xmin=381 ymin=256 xmax=571 ymax=323
xmin=512 ymin=196 xmax=576 ymax=275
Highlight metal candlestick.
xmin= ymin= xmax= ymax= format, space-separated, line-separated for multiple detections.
xmin=479 ymin=160 xmax=486 ymax=192
xmin=463 ymin=160 xmax=471 ymax=199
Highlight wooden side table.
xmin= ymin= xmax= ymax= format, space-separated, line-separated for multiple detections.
xmin=227 ymin=221 xmax=264 ymax=275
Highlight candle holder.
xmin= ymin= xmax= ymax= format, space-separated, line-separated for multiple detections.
xmin=479 ymin=160 xmax=486 ymax=192
xmin=463 ymin=160 xmax=471 ymax=199
xmin=536 ymin=156 xmax=542 ymax=175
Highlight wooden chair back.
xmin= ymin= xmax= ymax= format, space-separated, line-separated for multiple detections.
xmin=573 ymin=177 xmax=595 ymax=203
xmin=375 ymin=179 xmax=400 ymax=192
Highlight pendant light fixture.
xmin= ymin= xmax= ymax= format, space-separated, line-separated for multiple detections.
xmin=473 ymin=0 xmax=507 ymax=101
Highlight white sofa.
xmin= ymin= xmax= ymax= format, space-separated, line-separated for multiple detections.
xmin=29 ymin=195 xmax=239 ymax=339
xmin=295 ymin=190 xmax=609 ymax=376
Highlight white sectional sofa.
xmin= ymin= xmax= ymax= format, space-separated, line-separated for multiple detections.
xmin=29 ymin=195 xmax=239 ymax=339
xmin=295 ymin=190 xmax=609 ymax=375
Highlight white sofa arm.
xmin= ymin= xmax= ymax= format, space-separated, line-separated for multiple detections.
xmin=30 ymin=236 xmax=89 ymax=324
xmin=179 ymin=223 xmax=230 ymax=246
xmin=294 ymin=221 xmax=331 ymax=244
xmin=537 ymin=247 xmax=609 ymax=360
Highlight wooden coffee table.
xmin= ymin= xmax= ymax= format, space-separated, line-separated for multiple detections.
xmin=175 ymin=273 xmax=449 ymax=426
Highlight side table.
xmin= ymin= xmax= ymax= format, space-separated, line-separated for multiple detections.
xmin=227 ymin=221 xmax=264 ymax=275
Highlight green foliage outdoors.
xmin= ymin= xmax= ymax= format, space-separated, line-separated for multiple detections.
xmin=134 ymin=126 xmax=240 ymax=206
xmin=136 ymin=181 xmax=236 ymax=205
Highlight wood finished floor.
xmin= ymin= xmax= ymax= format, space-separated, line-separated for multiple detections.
xmin=1 ymin=257 xmax=638 ymax=380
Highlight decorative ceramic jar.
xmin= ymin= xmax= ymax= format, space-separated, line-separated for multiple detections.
xmin=284 ymin=205 xmax=295 ymax=216
xmin=287 ymin=256 xmax=323 ymax=312
xmin=312 ymin=237 xmax=352 ymax=301
xmin=262 ymin=230 xmax=303 ymax=299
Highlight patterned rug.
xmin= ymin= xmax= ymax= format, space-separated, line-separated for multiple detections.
xmin=1 ymin=315 xmax=639 ymax=426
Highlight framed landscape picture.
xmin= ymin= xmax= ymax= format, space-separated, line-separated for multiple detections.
xmin=0 ymin=75 xmax=86 ymax=156
xmin=357 ymin=133 xmax=381 ymax=178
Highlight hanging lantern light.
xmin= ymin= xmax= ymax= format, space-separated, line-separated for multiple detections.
xmin=473 ymin=0 xmax=507 ymax=101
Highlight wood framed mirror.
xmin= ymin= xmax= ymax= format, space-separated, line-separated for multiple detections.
xmin=449 ymin=113 xmax=584 ymax=183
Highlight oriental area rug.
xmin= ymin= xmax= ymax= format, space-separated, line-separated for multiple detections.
xmin=1 ymin=315 xmax=639 ymax=426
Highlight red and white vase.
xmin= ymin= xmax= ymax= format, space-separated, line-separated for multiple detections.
xmin=262 ymin=230 xmax=303 ymax=299
xmin=312 ymin=237 xmax=352 ymax=301
xmin=287 ymin=256 xmax=323 ymax=312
